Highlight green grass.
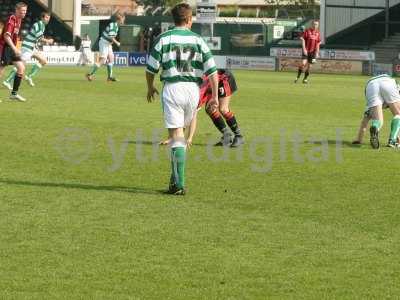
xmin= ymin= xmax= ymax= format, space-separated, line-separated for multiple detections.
xmin=1 ymin=67 xmax=400 ymax=299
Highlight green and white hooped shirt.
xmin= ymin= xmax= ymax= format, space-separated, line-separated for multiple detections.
xmin=146 ymin=27 xmax=217 ymax=85
xmin=21 ymin=20 xmax=46 ymax=52
xmin=101 ymin=22 xmax=119 ymax=44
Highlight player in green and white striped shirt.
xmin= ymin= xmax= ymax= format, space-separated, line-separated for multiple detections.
xmin=86 ymin=13 xmax=125 ymax=82
xmin=146 ymin=3 xmax=219 ymax=195
xmin=2 ymin=12 xmax=53 ymax=90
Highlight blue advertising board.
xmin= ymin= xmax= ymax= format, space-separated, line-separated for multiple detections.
xmin=114 ymin=52 xmax=129 ymax=66
xmin=129 ymin=53 xmax=147 ymax=66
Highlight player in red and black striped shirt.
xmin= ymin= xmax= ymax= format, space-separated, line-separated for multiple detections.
xmin=160 ymin=69 xmax=243 ymax=147
xmin=0 ymin=2 xmax=27 ymax=102
xmin=198 ymin=69 xmax=243 ymax=147
xmin=295 ymin=20 xmax=321 ymax=84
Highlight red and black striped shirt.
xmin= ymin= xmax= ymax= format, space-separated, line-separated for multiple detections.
xmin=0 ymin=14 xmax=22 ymax=50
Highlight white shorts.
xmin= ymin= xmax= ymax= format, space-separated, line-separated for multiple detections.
xmin=21 ymin=48 xmax=39 ymax=62
xmin=99 ymin=38 xmax=113 ymax=59
xmin=82 ymin=48 xmax=91 ymax=56
xmin=80 ymin=49 xmax=93 ymax=63
xmin=162 ymin=82 xmax=200 ymax=128
xmin=365 ymin=76 xmax=400 ymax=109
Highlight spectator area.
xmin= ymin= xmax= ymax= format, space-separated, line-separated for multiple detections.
xmin=0 ymin=0 xmax=73 ymax=45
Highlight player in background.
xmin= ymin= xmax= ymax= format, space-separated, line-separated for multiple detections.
xmin=146 ymin=3 xmax=219 ymax=195
xmin=78 ymin=34 xmax=92 ymax=66
xmin=294 ymin=20 xmax=321 ymax=84
xmin=159 ymin=69 xmax=243 ymax=147
xmin=0 ymin=2 xmax=28 ymax=102
xmin=86 ymin=13 xmax=125 ymax=82
xmin=200 ymin=69 xmax=244 ymax=147
xmin=355 ymin=74 xmax=400 ymax=149
xmin=3 ymin=12 xmax=53 ymax=89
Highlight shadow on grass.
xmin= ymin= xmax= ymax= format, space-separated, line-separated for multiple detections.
xmin=127 ymin=140 xmax=158 ymax=145
xmin=0 ymin=178 xmax=167 ymax=196
xmin=304 ymin=140 xmax=362 ymax=148
xmin=127 ymin=140 xmax=210 ymax=147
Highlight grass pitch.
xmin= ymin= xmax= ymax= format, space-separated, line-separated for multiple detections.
xmin=0 ymin=67 xmax=399 ymax=299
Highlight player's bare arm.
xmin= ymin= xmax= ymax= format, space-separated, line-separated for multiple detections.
xmin=111 ymin=37 xmax=120 ymax=47
xmin=146 ymin=71 xmax=158 ymax=102
xmin=186 ymin=111 xmax=198 ymax=148
xmin=300 ymin=37 xmax=307 ymax=55
xmin=353 ymin=115 xmax=371 ymax=144
xmin=4 ymin=34 xmax=20 ymax=56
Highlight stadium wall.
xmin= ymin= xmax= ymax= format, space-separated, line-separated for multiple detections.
xmin=323 ymin=0 xmax=400 ymax=38
xmin=33 ymin=0 xmax=74 ymax=44
xmin=323 ymin=0 xmax=400 ymax=48
xmin=80 ymin=20 xmax=100 ymax=49
xmin=39 ymin=48 xmax=400 ymax=76
xmin=50 ymin=0 xmax=74 ymax=28
xmin=35 ymin=48 xmax=382 ymax=75
xmin=122 ymin=16 xmax=300 ymax=56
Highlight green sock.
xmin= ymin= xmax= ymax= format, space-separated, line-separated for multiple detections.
xmin=27 ymin=62 xmax=42 ymax=78
xmin=389 ymin=116 xmax=400 ymax=141
xmin=4 ymin=67 xmax=17 ymax=83
xmin=371 ymin=119 xmax=382 ymax=130
xmin=107 ymin=64 xmax=113 ymax=78
xmin=171 ymin=147 xmax=186 ymax=189
xmin=89 ymin=64 xmax=99 ymax=75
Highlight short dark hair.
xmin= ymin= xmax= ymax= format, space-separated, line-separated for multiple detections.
xmin=171 ymin=3 xmax=192 ymax=26
xmin=41 ymin=11 xmax=50 ymax=19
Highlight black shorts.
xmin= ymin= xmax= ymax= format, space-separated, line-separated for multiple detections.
xmin=218 ymin=69 xmax=238 ymax=98
xmin=301 ymin=51 xmax=316 ymax=64
xmin=1 ymin=45 xmax=21 ymax=66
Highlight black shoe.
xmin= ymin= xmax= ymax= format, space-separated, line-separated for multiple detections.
xmin=369 ymin=126 xmax=380 ymax=149
xmin=294 ymin=78 xmax=299 ymax=83
xmin=164 ymin=184 xmax=186 ymax=195
xmin=86 ymin=74 xmax=94 ymax=81
xmin=214 ymin=131 xmax=233 ymax=146
xmin=230 ymin=135 xmax=244 ymax=148
xmin=107 ymin=77 xmax=118 ymax=82
xmin=302 ymin=79 xmax=308 ymax=84
xmin=387 ymin=139 xmax=398 ymax=148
